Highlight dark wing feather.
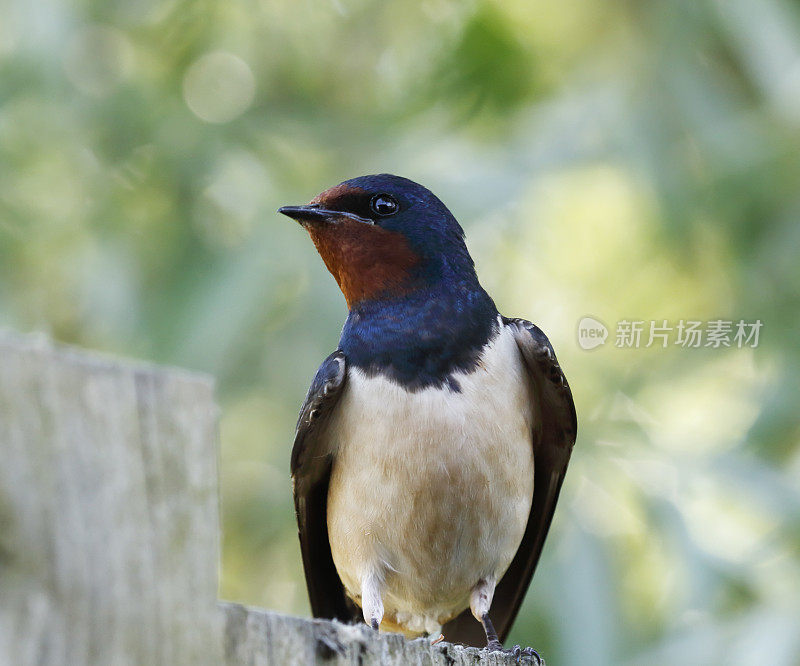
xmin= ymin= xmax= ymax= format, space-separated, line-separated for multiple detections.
xmin=291 ymin=350 xmax=359 ymax=623
xmin=442 ymin=318 xmax=577 ymax=646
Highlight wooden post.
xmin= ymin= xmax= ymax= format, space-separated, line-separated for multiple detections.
xmin=0 ymin=331 xmax=535 ymax=665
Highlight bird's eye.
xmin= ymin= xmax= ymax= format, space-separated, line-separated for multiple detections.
xmin=370 ymin=194 xmax=399 ymax=217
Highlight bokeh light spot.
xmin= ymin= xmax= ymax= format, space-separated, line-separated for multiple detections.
xmin=183 ymin=51 xmax=256 ymax=123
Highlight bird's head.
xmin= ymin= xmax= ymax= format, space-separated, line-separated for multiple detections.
xmin=279 ymin=174 xmax=476 ymax=308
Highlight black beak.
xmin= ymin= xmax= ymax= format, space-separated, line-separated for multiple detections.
xmin=278 ymin=204 xmax=335 ymax=224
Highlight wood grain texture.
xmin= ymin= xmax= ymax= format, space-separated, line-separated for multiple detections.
xmin=0 ymin=331 xmax=223 ymax=666
xmin=220 ymin=602 xmax=540 ymax=666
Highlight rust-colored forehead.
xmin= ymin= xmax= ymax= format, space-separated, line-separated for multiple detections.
xmin=310 ymin=183 xmax=366 ymax=206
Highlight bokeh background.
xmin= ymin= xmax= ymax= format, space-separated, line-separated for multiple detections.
xmin=2 ymin=0 xmax=800 ymax=664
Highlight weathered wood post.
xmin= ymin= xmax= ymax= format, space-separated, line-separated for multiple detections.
xmin=0 ymin=331 xmax=534 ymax=665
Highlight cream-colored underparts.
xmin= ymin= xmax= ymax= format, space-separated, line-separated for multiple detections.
xmin=326 ymin=322 xmax=535 ymax=637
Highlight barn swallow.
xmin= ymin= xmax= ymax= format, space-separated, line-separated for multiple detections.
xmin=279 ymin=175 xmax=576 ymax=660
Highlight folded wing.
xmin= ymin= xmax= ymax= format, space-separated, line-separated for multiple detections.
xmin=291 ymin=350 xmax=359 ymax=622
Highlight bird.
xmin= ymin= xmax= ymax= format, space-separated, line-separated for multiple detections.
xmin=278 ymin=174 xmax=576 ymax=659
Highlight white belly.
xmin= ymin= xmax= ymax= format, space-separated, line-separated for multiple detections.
xmin=326 ymin=323 xmax=534 ymax=635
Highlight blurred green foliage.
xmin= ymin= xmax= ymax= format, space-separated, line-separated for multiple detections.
xmin=2 ymin=0 xmax=800 ymax=664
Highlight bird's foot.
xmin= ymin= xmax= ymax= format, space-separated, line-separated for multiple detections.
xmin=486 ymin=640 xmax=543 ymax=665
